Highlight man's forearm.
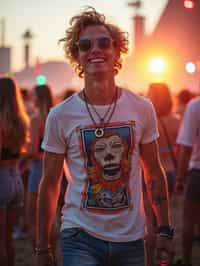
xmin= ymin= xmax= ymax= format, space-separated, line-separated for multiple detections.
xmin=140 ymin=141 xmax=171 ymax=227
xmin=145 ymin=167 xmax=170 ymax=226
xmin=36 ymin=178 xmax=60 ymax=247
xmin=36 ymin=151 xmax=64 ymax=248
xmin=176 ymin=145 xmax=192 ymax=182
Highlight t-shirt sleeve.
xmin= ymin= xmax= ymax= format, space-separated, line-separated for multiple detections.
xmin=176 ymin=102 xmax=198 ymax=147
xmin=41 ymin=109 xmax=66 ymax=154
xmin=140 ymin=100 xmax=159 ymax=144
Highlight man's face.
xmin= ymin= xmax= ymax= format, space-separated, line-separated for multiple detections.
xmin=93 ymin=135 xmax=124 ymax=180
xmin=76 ymin=25 xmax=118 ymax=77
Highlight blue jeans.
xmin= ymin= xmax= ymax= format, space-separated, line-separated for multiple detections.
xmin=61 ymin=228 xmax=145 ymax=266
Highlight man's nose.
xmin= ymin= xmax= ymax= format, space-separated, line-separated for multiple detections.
xmin=90 ymin=40 xmax=101 ymax=52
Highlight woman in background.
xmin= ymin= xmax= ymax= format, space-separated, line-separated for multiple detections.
xmin=26 ymin=84 xmax=54 ymax=247
xmin=147 ymin=82 xmax=181 ymax=196
xmin=0 ymin=77 xmax=30 ymax=266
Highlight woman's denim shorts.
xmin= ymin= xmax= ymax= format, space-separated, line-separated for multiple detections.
xmin=0 ymin=165 xmax=24 ymax=208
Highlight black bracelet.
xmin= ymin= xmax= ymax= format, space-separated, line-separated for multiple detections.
xmin=158 ymin=225 xmax=174 ymax=239
xmin=35 ymin=246 xmax=52 ymax=255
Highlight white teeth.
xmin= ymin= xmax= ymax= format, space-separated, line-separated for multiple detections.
xmin=90 ymin=58 xmax=104 ymax=63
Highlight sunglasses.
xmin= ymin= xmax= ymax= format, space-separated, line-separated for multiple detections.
xmin=75 ymin=37 xmax=113 ymax=52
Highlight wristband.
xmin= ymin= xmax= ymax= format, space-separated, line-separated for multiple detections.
xmin=158 ymin=225 xmax=174 ymax=239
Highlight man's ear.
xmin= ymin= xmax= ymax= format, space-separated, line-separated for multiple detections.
xmin=114 ymin=52 xmax=120 ymax=65
xmin=116 ymin=53 xmax=120 ymax=61
xmin=114 ymin=47 xmax=120 ymax=60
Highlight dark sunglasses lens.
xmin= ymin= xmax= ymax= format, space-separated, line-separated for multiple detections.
xmin=98 ymin=37 xmax=111 ymax=49
xmin=78 ymin=39 xmax=91 ymax=51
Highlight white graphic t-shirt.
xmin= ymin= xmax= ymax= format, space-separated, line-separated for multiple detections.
xmin=42 ymin=88 xmax=159 ymax=242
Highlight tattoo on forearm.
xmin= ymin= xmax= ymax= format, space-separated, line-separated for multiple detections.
xmin=147 ymin=179 xmax=167 ymax=206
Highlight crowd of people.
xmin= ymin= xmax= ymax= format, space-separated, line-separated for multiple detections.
xmin=0 ymin=6 xmax=200 ymax=266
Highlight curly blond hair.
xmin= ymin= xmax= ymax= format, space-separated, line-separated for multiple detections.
xmin=59 ymin=6 xmax=129 ymax=77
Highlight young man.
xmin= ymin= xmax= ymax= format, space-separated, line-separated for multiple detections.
xmin=35 ymin=7 xmax=174 ymax=266
xmin=176 ymin=96 xmax=200 ymax=266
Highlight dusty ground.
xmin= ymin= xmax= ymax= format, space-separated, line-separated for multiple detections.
xmin=15 ymin=195 xmax=200 ymax=266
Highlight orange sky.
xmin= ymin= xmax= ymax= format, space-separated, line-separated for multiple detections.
xmin=0 ymin=0 xmax=167 ymax=72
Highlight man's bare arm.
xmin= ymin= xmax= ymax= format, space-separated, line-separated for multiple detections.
xmin=176 ymin=145 xmax=192 ymax=182
xmin=36 ymin=151 xmax=65 ymax=247
xmin=175 ymin=145 xmax=192 ymax=194
xmin=140 ymin=140 xmax=170 ymax=226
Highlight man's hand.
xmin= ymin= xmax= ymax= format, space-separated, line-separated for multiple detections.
xmin=155 ymin=236 xmax=174 ymax=265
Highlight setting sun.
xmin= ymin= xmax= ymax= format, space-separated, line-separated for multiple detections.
xmin=148 ymin=57 xmax=167 ymax=74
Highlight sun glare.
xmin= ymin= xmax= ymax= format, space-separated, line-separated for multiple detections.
xmin=148 ymin=57 xmax=167 ymax=74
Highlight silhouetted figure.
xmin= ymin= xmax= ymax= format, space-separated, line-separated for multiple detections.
xmin=26 ymin=84 xmax=54 ymax=248
xmin=62 ymin=88 xmax=76 ymax=100
xmin=176 ymin=96 xmax=200 ymax=266
xmin=0 ymin=77 xmax=30 ymax=266
xmin=176 ymin=89 xmax=195 ymax=118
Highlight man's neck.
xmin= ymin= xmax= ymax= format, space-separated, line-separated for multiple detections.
xmin=84 ymin=78 xmax=117 ymax=105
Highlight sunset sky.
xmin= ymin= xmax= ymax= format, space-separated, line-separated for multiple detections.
xmin=0 ymin=0 xmax=168 ymax=72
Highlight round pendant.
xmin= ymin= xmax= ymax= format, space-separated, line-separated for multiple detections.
xmin=95 ymin=128 xmax=104 ymax=138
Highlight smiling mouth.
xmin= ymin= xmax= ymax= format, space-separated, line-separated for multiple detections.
xmin=89 ymin=58 xmax=105 ymax=63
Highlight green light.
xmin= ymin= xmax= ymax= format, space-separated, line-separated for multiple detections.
xmin=35 ymin=74 xmax=47 ymax=85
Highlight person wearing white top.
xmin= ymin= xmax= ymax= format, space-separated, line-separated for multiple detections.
xmin=176 ymin=96 xmax=200 ymax=266
xmin=35 ymin=7 xmax=174 ymax=266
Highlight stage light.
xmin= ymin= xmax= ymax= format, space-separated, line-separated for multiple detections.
xmin=184 ymin=0 xmax=194 ymax=9
xmin=185 ymin=62 xmax=196 ymax=73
